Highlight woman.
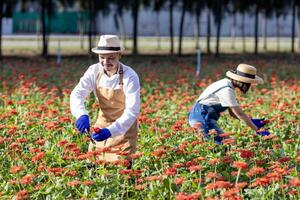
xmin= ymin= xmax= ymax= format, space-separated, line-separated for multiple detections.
xmin=188 ymin=64 xmax=270 ymax=145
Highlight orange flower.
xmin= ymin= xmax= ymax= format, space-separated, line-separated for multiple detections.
xmin=14 ymin=190 xmax=29 ymax=200
xmin=32 ymin=152 xmax=45 ymax=163
xmin=222 ymin=188 xmax=239 ymax=198
xmin=205 ymin=181 xmax=232 ymax=190
xmin=205 ymin=172 xmax=218 ymax=180
xmin=232 ymin=161 xmax=248 ymax=170
xmin=246 ymin=167 xmax=265 ymax=177
xmin=20 ymin=174 xmax=36 ymax=185
xmin=254 ymin=177 xmax=270 ymax=187
xmin=208 ymin=158 xmax=221 ymax=165
xmin=145 ymin=175 xmax=162 ymax=181
xmin=67 ymin=180 xmax=81 ymax=187
xmin=172 ymin=163 xmax=184 ymax=168
xmin=174 ymin=177 xmax=185 ymax=185
xmin=65 ymin=170 xmax=77 ymax=177
xmin=10 ymin=166 xmax=24 ymax=173
xmin=34 ymin=139 xmax=46 ymax=146
xmin=289 ymin=178 xmax=300 ymax=187
xmin=163 ymin=167 xmax=177 ymax=176
xmin=235 ymin=182 xmax=248 ymax=189
xmin=57 ymin=140 xmax=68 ymax=147
xmin=129 ymin=152 xmax=144 ymax=159
xmin=188 ymin=165 xmax=203 ymax=172
xmin=82 ymin=180 xmax=94 ymax=186
xmin=175 ymin=192 xmax=201 ymax=200
xmin=135 ymin=184 xmax=145 ymax=190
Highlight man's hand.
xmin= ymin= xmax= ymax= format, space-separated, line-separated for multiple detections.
xmin=92 ymin=128 xmax=112 ymax=142
xmin=256 ymin=130 xmax=271 ymax=136
xmin=75 ymin=115 xmax=90 ymax=133
xmin=251 ymin=118 xmax=266 ymax=129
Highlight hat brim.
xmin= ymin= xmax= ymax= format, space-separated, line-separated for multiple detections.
xmin=91 ymin=47 xmax=125 ymax=54
xmin=226 ymin=71 xmax=264 ymax=84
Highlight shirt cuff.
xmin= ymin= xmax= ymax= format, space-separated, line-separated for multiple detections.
xmin=74 ymin=110 xmax=89 ymax=119
xmin=107 ymin=126 xmax=123 ymax=138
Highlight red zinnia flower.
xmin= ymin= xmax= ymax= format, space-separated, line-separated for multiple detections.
xmin=232 ymin=161 xmax=248 ymax=170
xmin=174 ymin=177 xmax=185 ymax=185
xmin=20 ymin=174 xmax=36 ymax=185
xmin=145 ymin=175 xmax=162 ymax=181
xmin=189 ymin=165 xmax=203 ymax=172
xmin=10 ymin=166 xmax=24 ymax=174
xmin=289 ymin=178 xmax=300 ymax=187
xmin=163 ymin=167 xmax=177 ymax=176
xmin=32 ymin=152 xmax=45 ymax=163
xmin=67 ymin=180 xmax=81 ymax=187
xmin=205 ymin=181 xmax=232 ymax=190
xmin=14 ymin=190 xmax=29 ymax=200
xmin=246 ymin=167 xmax=265 ymax=177
xmin=135 ymin=184 xmax=145 ymax=190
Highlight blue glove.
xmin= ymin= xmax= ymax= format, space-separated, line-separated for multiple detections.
xmin=256 ymin=130 xmax=270 ymax=136
xmin=75 ymin=115 xmax=90 ymax=133
xmin=251 ymin=118 xmax=266 ymax=129
xmin=92 ymin=128 xmax=112 ymax=141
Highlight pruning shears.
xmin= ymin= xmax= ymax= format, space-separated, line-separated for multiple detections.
xmin=84 ymin=129 xmax=96 ymax=144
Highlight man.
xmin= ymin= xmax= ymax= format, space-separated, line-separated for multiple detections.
xmin=188 ymin=64 xmax=270 ymax=145
xmin=70 ymin=35 xmax=140 ymax=164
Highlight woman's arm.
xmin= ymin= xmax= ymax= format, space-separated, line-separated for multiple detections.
xmin=228 ymin=108 xmax=238 ymax=119
xmin=229 ymin=106 xmax=258 ymax=131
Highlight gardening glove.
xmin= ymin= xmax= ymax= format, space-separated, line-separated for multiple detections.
xmin=251 ymin=118 xmax=266 ymax=129
xmin=92 ymin=128 xmax=112 ymax=142
xmin=256 ymin=130 xmax=271 ymax=136
xmin=75 ymin=115 xmax=90 ymax=133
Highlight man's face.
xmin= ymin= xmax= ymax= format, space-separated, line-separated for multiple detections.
xmin=99 ymin=53 xmax=121 ymax=73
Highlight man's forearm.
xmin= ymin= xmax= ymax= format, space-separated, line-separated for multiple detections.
xmin=231 ymin=107 xmax=258 ymax=131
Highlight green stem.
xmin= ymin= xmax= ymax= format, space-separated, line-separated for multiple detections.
xmin=235 ymin=168 xmax=241 ymax=186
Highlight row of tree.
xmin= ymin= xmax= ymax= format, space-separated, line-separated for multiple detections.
xmin=0 ymin=0 xmax=299 ymax=58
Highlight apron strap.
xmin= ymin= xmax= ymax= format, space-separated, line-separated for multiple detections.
xmin=118 ymin=64 xmax=124 ymax=85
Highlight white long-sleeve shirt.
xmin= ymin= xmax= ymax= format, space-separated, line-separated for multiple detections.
xmin=70 ymin=62 xmax=140 ymax=137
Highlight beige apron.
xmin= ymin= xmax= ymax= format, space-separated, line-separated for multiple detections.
xmin=88 ymin=64 xmax=138 ymax=162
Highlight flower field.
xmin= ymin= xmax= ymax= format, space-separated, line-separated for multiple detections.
xmin=0 ymin=55 xmax=299 ymax=199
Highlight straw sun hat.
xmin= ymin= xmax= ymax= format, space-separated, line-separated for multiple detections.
xmin=92 ymin=35 xmax=125 ymax=54
xmin=226 ymin=64 xmax=264 ymax=84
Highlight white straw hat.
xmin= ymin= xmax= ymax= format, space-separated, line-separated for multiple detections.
xmin=226 ymin=64 xmax=264 ymax=84
xmin=92 ymin=35 xmax=124 ymax=54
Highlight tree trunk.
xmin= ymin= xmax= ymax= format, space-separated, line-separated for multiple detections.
xmin=215 ymin=14 xmax=222 ymax=56
xmin=195 ymin=9 xmax=200 ymax=49
xmin=155 ymin=12 xmax=161 ymax=49
xmin=276 ymin=13 xmax=280 ymax=52
xmin=118 ymin=13 xmax=127 ymax=48
xmin=178 ymin=0 xmax=187 ymax=56
xmin=79 ymin=11 xmax=84 ymax=49
xmin=231 ymin=12 xmax=236 ymax=50
xmin=88 ymin=0 xmax=93 ymax=54
xmin=132 ymin=0 xmax=139 ymax=55
xmin=241 ymin=12 xmax=246 ymax=52
xmin=262 ymin=11 xmax=267 ymax=50
xmin=41 ymin=0 xmax=48 ymax=57
xmin=291 ymin=1 xmax=296 ymax=53
xmin=254 ymin=4 xmax=259 ymax=55
xmin=206 ymin=8 xmax=211 ymax=54
xmin=169 ymin=0 xmax=174 ymax=54
xmin=297 ymin=6 xmax=300 ymax=49
xmin=0 ymin=0 xmax=3 ymax=59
